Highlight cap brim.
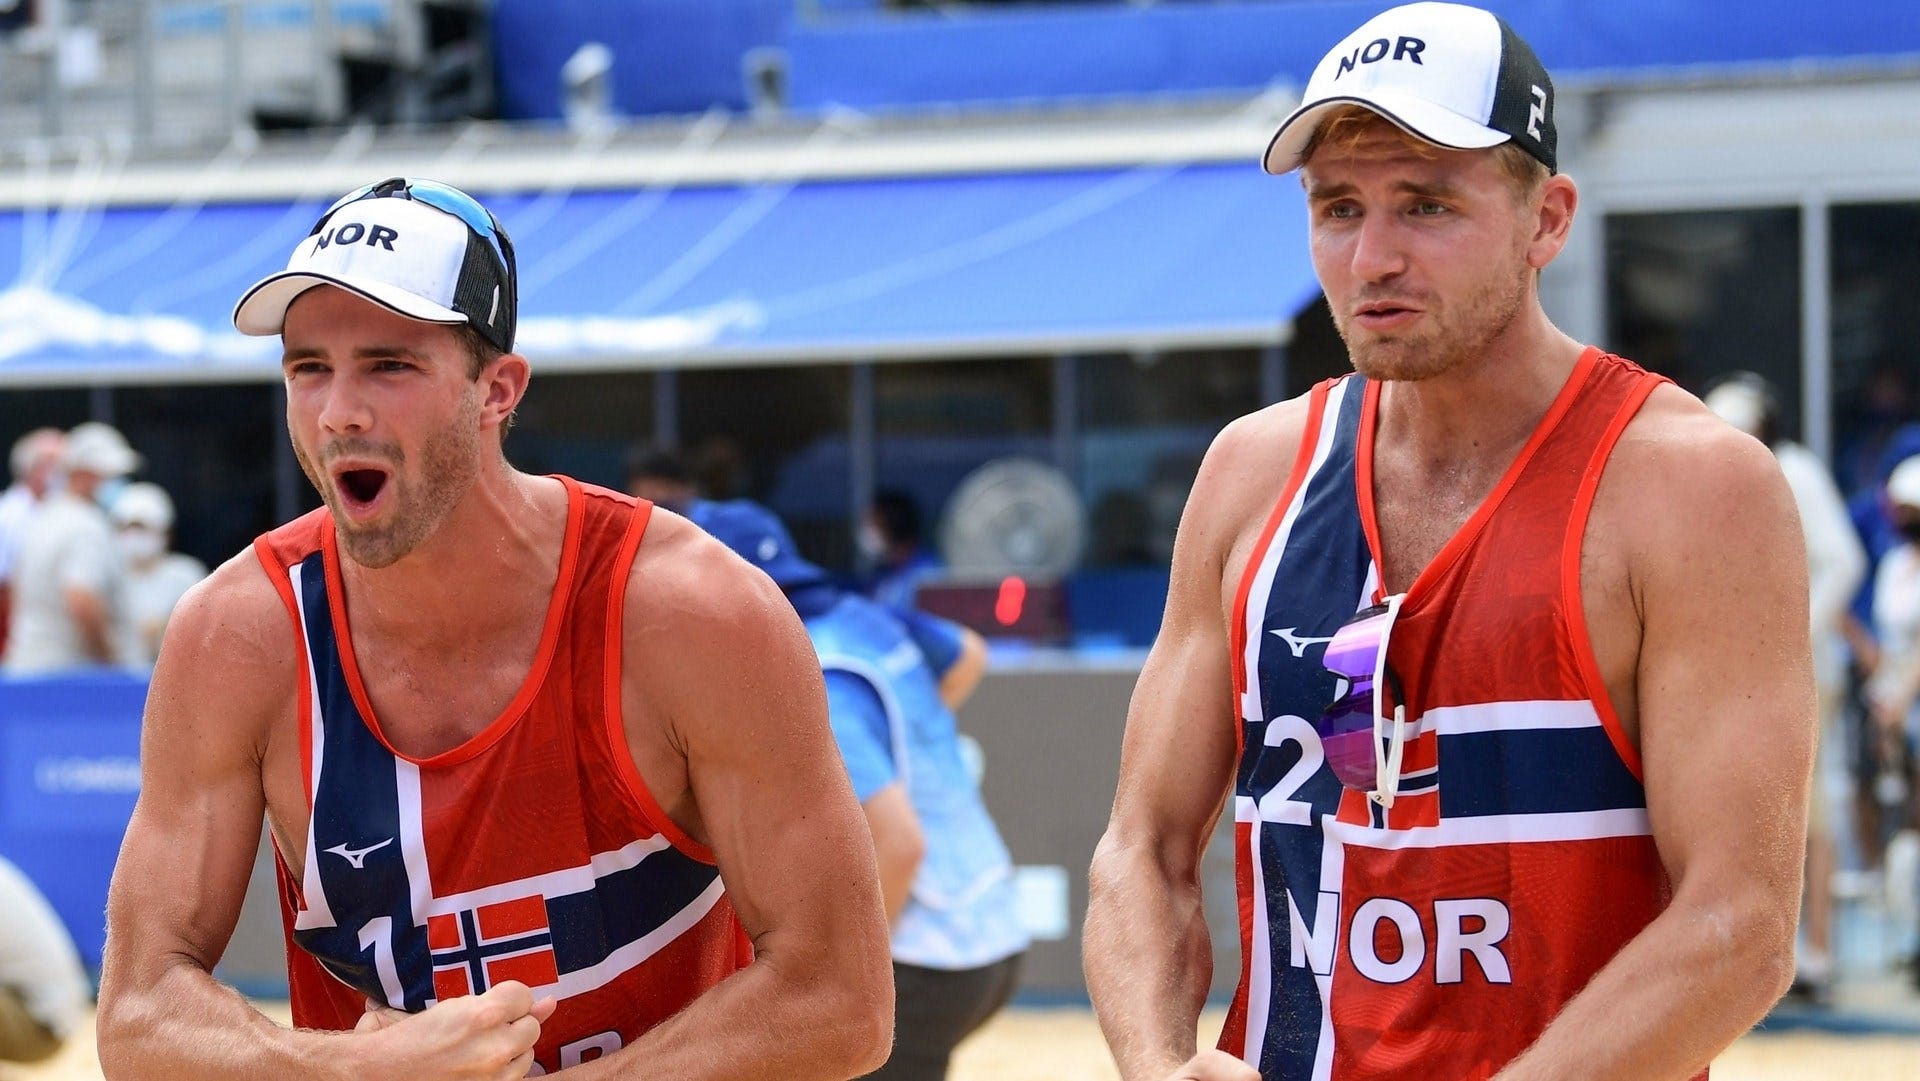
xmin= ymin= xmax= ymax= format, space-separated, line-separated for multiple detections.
xmin=1263 ymin=90 xmax=1510 ymax=175
xmin=233 ymin=270 xmax=466 ymax=337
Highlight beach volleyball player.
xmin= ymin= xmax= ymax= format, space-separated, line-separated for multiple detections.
xmin=95 ymin=178 xmax=893 ymax=1079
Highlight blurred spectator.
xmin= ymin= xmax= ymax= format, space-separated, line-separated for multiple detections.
xmin=1838 ymin=364 xmax=1916 ymax=498
xmin=0 ymin=853 xmax=88 ymax=1066
xmin=0 ymin=427 xmax=65 ymax=651
xmin=110 ymin=482 xmax=208 ymax=668
xmin=624 ymin=442 xmax=705 ymax=516
xmin=1843 ymin=423 xmax=1920 ymax=864
xmin=863 ymin=489 xmax=945 ymax=609
xmin=1705 ymin=372 xmax=1866 ymax=1002
xmin=2 ymin=422 xmax=139 ymax=674
xmin=1866 ymin=454 xmax=1920 ymax=975
xmin=697 ymin=500 xmax=1026 ymax=1080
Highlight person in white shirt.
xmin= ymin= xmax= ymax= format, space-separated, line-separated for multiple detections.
xmin=2 ymin=422 xmax=139 ymax=674
xmin=109 ymin=482 xmax=208 ymax=668
xmin=1867 ymin=455 xmax=1920 ymax=978
xmin=0 ymin=428 xmax=65 ymax=651
xmin=1705 ymin=372 xmax=1867 ymax=1003
xmin=0 ymin=854 xmax=89 ymax=1065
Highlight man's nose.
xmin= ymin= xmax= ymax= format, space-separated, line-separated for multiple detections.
xmin=317 ymin=377 xmax=372 ymax=435
xmin=1349 ymin=214 xmax=1408 ymax=284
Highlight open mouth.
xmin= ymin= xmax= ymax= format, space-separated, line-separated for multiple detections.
xmin=335 ymin=468 xmax=390 ymax=511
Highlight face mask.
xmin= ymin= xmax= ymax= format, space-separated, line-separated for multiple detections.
xmin=856 ymin=523 xmax=887 ymax=561
xmin=118 ymin=528 xmax=165 ymax=564
xmin=96 ymin=475 xmax=129 ymax=509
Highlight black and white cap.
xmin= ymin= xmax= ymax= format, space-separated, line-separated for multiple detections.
xmin=233 ymin=179 xmax=516 ymax=352
xmin=1263 ymin=2 xmax=1556 ymax=175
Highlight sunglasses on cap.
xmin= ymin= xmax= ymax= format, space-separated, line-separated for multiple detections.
xmin=312 ymin=177 xmax=518 ymax=351
xmin=1317 ymin=593 xmax=1412 ymax=809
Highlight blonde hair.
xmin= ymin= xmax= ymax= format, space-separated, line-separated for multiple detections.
xmin=1299 ymin=105 xmax=1549 ymax=202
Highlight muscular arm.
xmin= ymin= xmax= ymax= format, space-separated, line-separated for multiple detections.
xmin=96 ymin=557 xmax=547 ymax=1081
xmin=95 ymin=559 xmax=339 ymax=1079
xmin=937 ymin=628 xmax=989 ymax=711
xmin=1086 ymin=408 xmax=1300 ymax=1081
xmin=1494 ymin=404 xmax=1814 ymax=1081
xmin=581 ymin=520 xmax=893 ymax=1080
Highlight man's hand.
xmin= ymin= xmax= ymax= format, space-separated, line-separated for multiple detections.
xmin=1161 ymin=1049 xmax=1260 ymax=1081
xmin=351 ymin=982 xmax=556 ymax=1080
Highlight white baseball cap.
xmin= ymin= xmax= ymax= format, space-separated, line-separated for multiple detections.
xmin=1889 ymin=456 xmax=1920 ymax=510
xmin=111 ymin=482 xmax=176 ymax=531
xmin=1263 ymin=2 xmax=1557 ymax=175
xmin=233 ymin=177 xmax=517 ymax=352
xmin=62 ymin=422 xmax=142 ymax=479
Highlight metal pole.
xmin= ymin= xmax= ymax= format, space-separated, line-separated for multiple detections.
xmin=223 ymin=0 xmax=247 ymax=136
xmin=132 ymin=0 xmax=156 ymax=146
xmin=313 ymin=0 xmax=342 ymax=123
xmin=1052 ymin=353 xmax=1079 ymax=484
xmin=850 ymin=362 xmax=876 ymax=545
xmin=1800 ymin=194 xmax=1832 ymax=462
xmin=652 ymin=367 xmax=679 ymax=447
xmin=88 ymin=385 xmax=114 ymax=425
xmin=1260 ymin=343 xmax=1289 ymax=406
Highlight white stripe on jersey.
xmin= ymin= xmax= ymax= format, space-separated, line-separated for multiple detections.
xmin=1326 ymin=806 xmax=1652 ymax=851
xmin=289 ymin=560 xmax=338 ymax=933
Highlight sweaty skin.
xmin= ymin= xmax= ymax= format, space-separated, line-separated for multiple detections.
xmin=1084 ymin=123 xmax=1812 ymax=1081
xmin=97 ymin=288 xmax=894 ymax=1081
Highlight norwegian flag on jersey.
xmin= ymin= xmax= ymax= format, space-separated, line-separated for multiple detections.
xmin=428 ymin=895 xmax=560 ymax=1001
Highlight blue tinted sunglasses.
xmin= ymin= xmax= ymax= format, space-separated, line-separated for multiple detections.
xmin=318 ymin=177 xmax=516 ymax=275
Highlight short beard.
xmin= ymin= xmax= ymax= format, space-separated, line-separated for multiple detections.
xmin=293 ymin=392 xmax=482 ymax=570
xmin=1340 ymin=268 xmax=1529 ymax=383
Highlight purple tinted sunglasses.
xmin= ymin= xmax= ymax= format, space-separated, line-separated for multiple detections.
xmin=1317 ymin=593 xmax=1410 ymax=808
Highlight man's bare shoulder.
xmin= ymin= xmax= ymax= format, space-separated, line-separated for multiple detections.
xmin=623 ymin=509 xmax=804 ymax=671
xmin=1183 ymin=392 xmax=1319 ymax=554
xmin=145 ymin=547 xmax=298 ymax=740
xmin=1605 ymin=382 xmax=1799 ymax=553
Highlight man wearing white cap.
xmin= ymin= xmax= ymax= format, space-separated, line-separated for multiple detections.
xmin=1087 ymin=5 xmax=1813 ymax=1080
xmin=0 ymin=427 xmax=65 ymax=651
xmin=2 ymin=422 xmax=139 ymax=674
xmin=97 ymin=178 xmax=891 ymax=1081
xmin=108 ymin=482 xmax=208 ymax=668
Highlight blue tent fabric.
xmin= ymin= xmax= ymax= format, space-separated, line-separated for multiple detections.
xmin=493 ymin=0 xmax=1920 ymax=121
xmin=0 ymin=163 xmax=1319 ymax=383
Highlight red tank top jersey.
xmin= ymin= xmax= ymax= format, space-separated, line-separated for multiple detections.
xmin=254 ymin=477 xmax=749 ymax=1076
xmin=1221 ymin=350 xmax=1701 ymax=1080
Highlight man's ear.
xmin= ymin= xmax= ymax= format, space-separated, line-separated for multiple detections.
xmin=479 ymin=352 xmax=531 ymax=432
xmin=1527 ymin=173 xmax=1578 ymax=271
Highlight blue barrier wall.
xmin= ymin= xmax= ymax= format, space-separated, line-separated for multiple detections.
xmin=0 ymin=674 xmax=147 ymax=969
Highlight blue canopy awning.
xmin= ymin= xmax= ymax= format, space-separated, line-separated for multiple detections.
xmin=0 ymin=162 xmax=1320 ymax=386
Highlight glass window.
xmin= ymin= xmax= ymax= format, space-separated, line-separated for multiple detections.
xmin=1606 ymin=207 xmax=1803 ymax=428
xmin=510 ymin=372 xmax=657 ymax=492
xmin=1830 ymin=202 xmax=1920 ymax=499
xmin=874 ymin=357 xmax=1053 ymax=569
xmin=1076 ymin=348 xmax=1260 ymax=568
xmin=680 ymin=364 xmax=854 ymax=569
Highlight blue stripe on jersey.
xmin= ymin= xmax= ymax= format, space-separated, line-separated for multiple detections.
xmin=1437 ymin=726 xmax=1646 ymax=819
xmin=1243 ymin=376 xmax=1375 ymax=1081
xmin=295 ymin=552 xmax=436 ymax=1010
xmin=546 ymin=849 xmax=720 ymax=973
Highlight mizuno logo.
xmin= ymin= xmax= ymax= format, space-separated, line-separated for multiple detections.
xmin=325 ymin=838 xmax=394 ymax=869
xmin=1272 ymin=628 xmax=1335 ymax=658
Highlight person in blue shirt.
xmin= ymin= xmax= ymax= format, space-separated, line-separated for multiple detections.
xmin=862 ymin=490 xmax=946 ymax=610
xmin=695 ymin=499 xmax=1028 ymax=1081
